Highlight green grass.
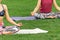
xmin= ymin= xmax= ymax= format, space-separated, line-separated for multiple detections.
xmin=1 ymin=0 xmax=60 ymax=40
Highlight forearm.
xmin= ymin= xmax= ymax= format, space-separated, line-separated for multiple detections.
xmin=54 ymin=3 xmax=60 ymax=11
xmin=7 ymin=17 xmax=17 ymax=25
xmin=56 ymin=7 xmax=60 ymax=11
xmin=53 ymin=0 xmax=60 ymax=11
xmin=33 ymin=6 xmax=40 ymax=13
xmin=33 ymin=0 xmax=41 ymax=13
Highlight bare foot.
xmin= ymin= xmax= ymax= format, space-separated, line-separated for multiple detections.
xmin=3 ymin=31 xmax=13 ymax=35
xmin=47 ymin=16 xmax=56 ymax=18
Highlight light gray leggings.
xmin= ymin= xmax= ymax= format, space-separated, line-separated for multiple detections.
xmin=34 ymin=12 xmax=60 ymax=19
xmin=3 ymin=26 xmax=20 ymax=33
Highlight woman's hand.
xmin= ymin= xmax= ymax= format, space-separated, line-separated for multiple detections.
xmin=31 ymin=12 xmax=35 ymax=16
xmin=16 ymin=23 xmax=22 ymax=27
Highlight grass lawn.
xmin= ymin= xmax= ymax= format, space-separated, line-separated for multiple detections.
xmin=1 ymin=0 xmax=60 ymax=40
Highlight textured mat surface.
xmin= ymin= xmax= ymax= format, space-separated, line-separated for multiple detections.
xmin=11 ymin=16 xmax=36 ymax=21
xmin=15 ymin=28 xmax=48 ymax=34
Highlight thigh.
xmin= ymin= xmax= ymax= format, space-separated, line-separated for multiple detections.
xmin=43 ymin=13 xmax=57 ymax=18
xmin=0 ymin=27 xmax=3 ymax=34
xmin=4 ymin=26 xmax=20 ymax=33
xmin=34 ymin=13 xmax=45 ymax=19
xmin=55 ymin=12 xmax=60 ymax=18
xmin=3 ymin=31 xmax=13 ymax=34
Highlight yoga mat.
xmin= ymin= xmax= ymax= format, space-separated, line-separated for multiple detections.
xmin=11 ymin=12 xmax=60 ymax=21
xmin=11 ymin=16 xmax=36 ymax=21
xmin=15 ymin=28 xmax=48 ymax=34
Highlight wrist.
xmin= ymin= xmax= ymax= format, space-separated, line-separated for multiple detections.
xmin=14 ymin=23 xmax=18 ymax=26
xmin=33 ymin=11 xmax=36 ymax=13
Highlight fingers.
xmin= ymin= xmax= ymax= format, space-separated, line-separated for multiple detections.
xmin=31 ymin=12 xmax=35 ymax=16
xmin=17 ymin=23 xmax=22 ymax=27
xmin=19 ymin=23 xmax=22 ymax=26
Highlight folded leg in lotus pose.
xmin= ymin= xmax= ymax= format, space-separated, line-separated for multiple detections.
xmin=31 ymin=0 xmax=60 ymax=19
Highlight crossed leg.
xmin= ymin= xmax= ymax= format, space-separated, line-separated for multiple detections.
xmin=34 ymin=12 xmax=60 ymax=19
xmin=2 ymin=26 xmax=19 ymax=35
